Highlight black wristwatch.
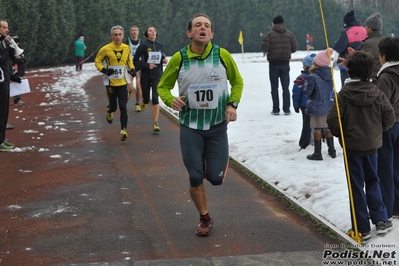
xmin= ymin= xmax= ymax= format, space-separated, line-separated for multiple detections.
xmin=227 ymin=102 xmax=238 ymax=109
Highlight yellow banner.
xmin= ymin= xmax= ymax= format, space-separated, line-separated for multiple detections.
xmin=238 ymin=31 xmax=243 ymax=45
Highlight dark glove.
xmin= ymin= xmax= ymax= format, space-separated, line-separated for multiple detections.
xmin=129 ymin=68 xmax=136 ymax=77
xmin=101 ymin=68 xmax=114 ymax=76
xmin=295 ymin=108 xmax=300 ymax=113
xmin=294 ymin=77 xmax=306 ymax=86
xmin=10 ymin=75 xmax=22 ymax=83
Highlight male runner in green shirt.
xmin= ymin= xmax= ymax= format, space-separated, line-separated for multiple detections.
xmin=158 ymin=13 xmax=244 ymax=236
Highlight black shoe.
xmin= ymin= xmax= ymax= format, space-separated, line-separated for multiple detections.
xmin=326 ymin=137 xmax=336 ymax=158
xmin=271 ymin=111 xmax=279 ymax=116
xmin=361 ymin=232 xmax=372 ymax=242
xmin=376 ymin=220 xmax=393 ymax=235
xmin=347 ymin=229 xmax=371 ymax=243
xmin=328 ymin=148 xmax=336 ymax=158
xmin=307 ymin=153 xmax=323 ymax=160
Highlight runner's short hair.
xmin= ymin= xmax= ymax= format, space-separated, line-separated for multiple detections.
xmin=111 ymin=25 xmax=124 ymax=35
xmin=188 ymin=13 xmax=213 ymax=31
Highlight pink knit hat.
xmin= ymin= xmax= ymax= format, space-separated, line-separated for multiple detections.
xmin=314 ymin=48 xmax=333 ymax=67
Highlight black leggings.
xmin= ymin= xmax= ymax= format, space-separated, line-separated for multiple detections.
xmin=106 ymin=84 xmax=128 ymax=129
xmin=141 ymin=77 xmax=159 ymax=105
xmin=180 ymin=122 xmax=229 ymax=187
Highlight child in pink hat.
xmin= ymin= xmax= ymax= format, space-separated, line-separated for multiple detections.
xmin=297 ymin=48 xmax=336 ymax=160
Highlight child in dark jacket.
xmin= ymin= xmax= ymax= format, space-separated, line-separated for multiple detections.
xmin=297 ymin=48 xmax=336 ymax=160
xmin=292 ymin=53 xmax=315 ymax=150
xmin=376 ymin=37 xmax=399 ymax=221
xmin=327 ymin=51 xmax=395 ymax=242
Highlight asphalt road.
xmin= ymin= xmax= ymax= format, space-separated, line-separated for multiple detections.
xmin=0 ymin=71 xmax=341 ymax=265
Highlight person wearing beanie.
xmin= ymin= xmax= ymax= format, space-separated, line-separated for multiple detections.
xmin=261 ymin=15 xmax=298 ymax=115
xmin=272 ymin=15 xmax=284 ymax=24
xmin=365 ymin=12 xmax=383 ymax=31
xmin=327 ymin=51 xmax=395 ymax=241
xmin=302 ymin=53 xmax=315 ymax=68
xmin=314 ymin=48 xmax=333 ymax=67
xmin=297 ymin=48 xmax=336 ymax=161
xmin=333 ymin=10 xmax=367 ymax=86
xmin=343 ymin=10 xmax=357 ymax=27
xmin=358 ymin=12 xmax=384 ymax=83
xmin=292 ymin=53 xmax=315 ymax=150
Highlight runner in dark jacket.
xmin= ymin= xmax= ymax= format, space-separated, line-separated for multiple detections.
xmin=133 ymin=26 xmax=167 ymax=132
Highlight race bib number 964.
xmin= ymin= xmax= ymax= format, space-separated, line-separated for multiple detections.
xmin=108 ymin=66 xmax=124 ymax=79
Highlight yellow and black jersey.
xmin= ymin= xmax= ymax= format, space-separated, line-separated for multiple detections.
xmin=95 ymin=42 xmax=134 ymax=86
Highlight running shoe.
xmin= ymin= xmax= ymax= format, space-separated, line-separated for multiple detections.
xmin=347 ymin=229 xmax=371 ymax=243
xmin=135 ymin=104 xmax=141 ymax=112
xmin=6 ymin=123 xmax=14 ymax=130
xmin=0 ymin=142 xmax=14 ymax=152
xmin=361 ymin=232 xmax=372 ymax=242
xmin=376 ymin=220 xmax=393 ymax=235
xmin=120 ymin=128 xmax=128 ymax=141
xmin=14 ymin=100 xmax=25 ymax=107
xmin=153 ymin=123 xmax=160 ymax=132
xmin=271 ymin=111 xmax=279 ymax=116
xmin=3 ymin=140 xmax=15 ymax=148
xmin=106 ymin=108 xmax=113 ymax=124
xmin=196 ymin=214 xmax=213 ymax=236
xmin=141 ymin=103 xmax=146 ymax=111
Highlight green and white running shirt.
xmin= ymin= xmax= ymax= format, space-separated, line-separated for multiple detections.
xmin=158 ymin=42 xmax=243 ymax=130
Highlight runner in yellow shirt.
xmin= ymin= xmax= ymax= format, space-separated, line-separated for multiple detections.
xmin=95 ymin=25 xmax=136 ymax=141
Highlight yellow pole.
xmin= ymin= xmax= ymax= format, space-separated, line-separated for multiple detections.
xmin=241 ymin=42 xmax=244 ymax=63
xmin=238 ymin=31 xmax=244 ymax=63
xmin=318 ymin=0 xmax=362 ymax=244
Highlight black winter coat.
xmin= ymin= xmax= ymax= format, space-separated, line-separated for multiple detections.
xmin=133 ymin=39 xmax=166 ymax=80
xmin=261 ymin=23 xmax=298 ymax=64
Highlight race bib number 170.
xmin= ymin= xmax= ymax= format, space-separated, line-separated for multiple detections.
xmin=188 ymin=83 xmax=219 ymax=109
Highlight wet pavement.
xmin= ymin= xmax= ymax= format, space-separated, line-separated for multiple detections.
xmin=0 ymin=69 xmax=343 ymax=265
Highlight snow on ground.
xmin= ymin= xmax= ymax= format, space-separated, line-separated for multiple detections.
xmin=13 ymin=50 xmax=397 ymax=261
